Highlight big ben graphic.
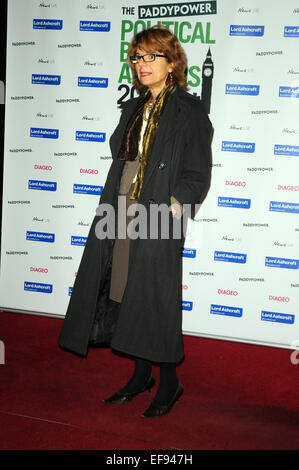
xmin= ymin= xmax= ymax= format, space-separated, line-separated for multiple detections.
xmin=201 ymin=47 xmax=214 ymax=114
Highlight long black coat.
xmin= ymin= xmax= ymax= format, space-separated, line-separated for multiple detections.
xmin=58 ymin=86 xmax=212 ymax=363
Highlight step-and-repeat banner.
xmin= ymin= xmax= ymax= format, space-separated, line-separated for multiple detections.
xmin=1 ymin=0 xmax=299 ymax=350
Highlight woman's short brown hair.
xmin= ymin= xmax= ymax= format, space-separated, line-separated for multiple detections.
xmin=127 ymin=25 xmax=187 ymax=91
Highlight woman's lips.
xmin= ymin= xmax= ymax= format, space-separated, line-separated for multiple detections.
xmin=139 ymin=72 xmax=152 ymax=78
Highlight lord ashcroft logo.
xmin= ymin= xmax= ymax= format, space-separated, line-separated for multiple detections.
xmin=284 ymin=26 xmax=299 ymax=37
xmin=33 ymin=19 xmax=63 ymax=29
xmin=279 ymin=87 xmax=299 ymax=98
xmin=218 ymin=197 xmax=251 ymax=209
xmin=210 ymin=304 xmax=243 ymax=317
xmin=76 ymin=131 xmax=105 ymax=142
xmin=26 ymin=231 xmax=55 ymax=243
xmin=274 ymin=144 xmax=299 ymax=156
xmin=24 ymin=282 xmax=53 ymax=293
xmin=214 ymin=251 xmax=247 ymax=264
xmin=226 ymin=84 xmax=260 ymax=95
xmin=230 ymin=25 xmax=264 ymax=36
xmin=182 ymin=248 xmax=196 ymax=258
xmin=222 ymin=141 xmax=255 ymax=153
xmin=30 ymin=128 xmax=59 ymax=139
xmin=182 ymin=301 xmax=193 ymax=311
xmin=28 ymin=180 xmax=57 ymax=191
xmin=138 ymin=1 xmax=217 ymax=18
xmin=269 ymin=201 xmax=299 ymax=214
xmin=79 ymin=21 xmax=110 ymax=31
xmin=78 ymin=77 xmax=108 ymax=87
xmin=73 ymin=184 xmax=102 ymax=195
xmin=71 ymin=236 xmax=87 ymax=246
xmin=32 ymin=74 xmax=61 ymax=85
xmin=265 ymin=256 xmax=299 ymax=269
xmin=261 ymin=311 xmax=295 ymax=324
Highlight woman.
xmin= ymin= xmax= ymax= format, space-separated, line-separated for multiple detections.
xmin=58 ymin=26 xmax=212 ymax=418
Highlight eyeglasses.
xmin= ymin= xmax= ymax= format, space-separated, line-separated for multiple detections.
xmin=129 ymin=53 xmax=167 ymax=64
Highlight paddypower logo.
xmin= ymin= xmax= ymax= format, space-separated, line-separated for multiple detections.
xmin=210 ymin=304 xmax=243 ymax=317
xmin=182 ymin=301 xmax=193 ymax=311
xmin=284 ymin=26 xmax=299 ymax=37
xmin=269 ymin=201 xmax=299 ymax=214
xmin=73 ymin=184 xmax=103 ymax=195
xmin=218 ymin=197 xmax=251 ymax=209
xmin=24 ymin=282 xmax=53 ymax=293
xmin=230 ymin=25 xmax=264 ymax=36
xmin=214 ymin=251 xmax=247 ymax=264
xmin=32 ymin=74 xmax=61 ymax=85
xmin=76 ymin=131 xmax=105 ymax=142
xmin=222 ymin=141 xmax=255 ymax=153
xmin=279 ymin=87 xmax=299 ymax=98
xmin=274 ymin=144 xmax=299 ymax=156
xmin=26 ymin=231 xmax=55 ymax=243
xmin=30 ymin=128 xmax=59 ymax=139
xmin=182 ymin=248 xmax=197 ymax=258
xmin=261 ymin=311 xmax=295 ymax=324
xmin=33 ymin=19 xmax=63 ymax=30
xmin=80 ymin=21 xmax=110 ymax=31
xmin=265 ymin=256 xmax=299 ymax=270
xmin=71 ymin=236 xmax=87 ymax=246
xmin=28 ymin=180 xmax=57 ymax=191
xmin=138 ymin=1 xmax=217 ymax=18
xmin=78 ymin=77 xmax=108 ymax=88
xmin=226 ymin=84 xmax=260 ymax=95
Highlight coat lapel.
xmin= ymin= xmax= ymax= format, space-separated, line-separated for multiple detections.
xmin=139 ymin=89 xmax=180 ymax=196
xmin=109 ymin=99 xmax=139 ymax=158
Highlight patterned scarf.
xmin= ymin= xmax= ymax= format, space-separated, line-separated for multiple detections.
xmin=117 ymin=83 xmax=175 ymax=200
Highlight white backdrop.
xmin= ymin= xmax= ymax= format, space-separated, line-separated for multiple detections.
xmin=1 ymin=0 xmax=299 ymax=350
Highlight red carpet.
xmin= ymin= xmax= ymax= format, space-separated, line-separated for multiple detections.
xmin=1 ymin=310 xmax=299 ymax=450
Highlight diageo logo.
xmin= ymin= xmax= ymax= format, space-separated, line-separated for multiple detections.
xmin=218 ymin=289 xmax=238 ymax=296
xmin=30 ymin=266 xmax=48 ymax=273
xmin=269 ymin=295 xmax=290 ymax=302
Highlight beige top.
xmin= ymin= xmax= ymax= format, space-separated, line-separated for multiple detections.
xmin=119 ymin=159 xmax=140 ymax=195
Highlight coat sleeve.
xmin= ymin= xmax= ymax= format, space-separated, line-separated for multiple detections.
xmin=171 ymin=103 xmax=212 ymax=207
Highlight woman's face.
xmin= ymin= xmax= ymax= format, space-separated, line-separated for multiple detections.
xmin=135 ymin=47 xmax=173 ymax=98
